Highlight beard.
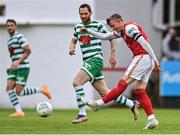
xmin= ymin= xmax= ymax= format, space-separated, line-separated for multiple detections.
xmin=82 ymin=17 xmax=91 ymax=24
xmin=8 ymin=30 xmax=15 ymax=36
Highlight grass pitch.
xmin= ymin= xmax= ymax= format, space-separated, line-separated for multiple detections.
xmin=0 ymin=108 xmax=180 ymax=134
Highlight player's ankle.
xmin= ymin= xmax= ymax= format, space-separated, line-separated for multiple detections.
xmin=96 ymin=99 xmax=104 ymax=106
xmin=148 ymin=114 xmax=155 ymax=120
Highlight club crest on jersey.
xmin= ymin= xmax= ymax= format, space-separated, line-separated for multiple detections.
xmin=80 ymin=35 xmax=91 ymax=45
xmin=128 ymin=27 xmax=136 ymax=35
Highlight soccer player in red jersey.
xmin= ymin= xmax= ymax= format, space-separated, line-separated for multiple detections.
xmin=81 ymin=13 xmax=161 ymax=129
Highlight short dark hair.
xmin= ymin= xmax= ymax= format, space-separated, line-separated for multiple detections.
xmin=79 ymin=3 xmax=92 ymax=13
xmin=106 ymin=13 xmax=123 ymax=26
xmin=6 ymin=19 xmax=16 ymax=25
xmin=167 ymin=26 xmax=176 ymax=30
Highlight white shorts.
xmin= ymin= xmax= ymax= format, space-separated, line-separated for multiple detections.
xmin=125 ymin=55 xmax=154 ymax=83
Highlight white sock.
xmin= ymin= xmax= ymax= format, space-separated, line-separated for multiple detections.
xmin=115 ymin=95 xmax=134 ymax=108
xmin=126 ymin=99 xmax=134 ymax=108
xmin=15 ymin=104 xmax=23 ymax=112
xmin=7 ymin=90 xmax=22 ymax=112
xmin=36 ymin=86 xmax=41 ymax=93
xmin=19 ymin=86 xmax=41 ymax=96
xmin=148 ymin=114 xmax=155 ymax=120
xmin=74 ymin=85 xmax=86 ymax=116
xmin=79 ymin=108 xmax=86 ymax=116
xmin=96 ymin=99 xmax=105 ymax=105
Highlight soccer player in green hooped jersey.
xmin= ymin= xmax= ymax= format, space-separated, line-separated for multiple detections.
xmin=6 ymin=19 xmax=52 ymax=117
xmin=69 ymin=3 xmax=139 ymax=124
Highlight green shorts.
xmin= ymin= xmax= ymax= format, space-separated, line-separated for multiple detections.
xmin=81 ymin=57 xmax=104 ymax=83
xmin=7 ymin=68 xmax=30 ymax=85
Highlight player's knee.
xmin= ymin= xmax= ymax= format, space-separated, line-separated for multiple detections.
xmin=15 ymin=89 xmax=22 ymax=96
xmin=73 ymin=79 xmax=81 ymax=87
xmin=6 ymin=85 xmax=14 ymax=91
xmin=100 ymin=89 xmax=109 ymax=96
xmin=15 ymin=91 xmax=21 ymax=96
xmin=6 ymin=86 xmax=10 ymax=91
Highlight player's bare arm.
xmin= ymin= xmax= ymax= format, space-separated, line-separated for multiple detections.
xmin=109 ymin=39 xmax=117 ymax=68
xmin=154 ymin=60 xmax=161 ymax=72
xmin=69 ymin=38 xmax=77 ymax=55
xmin=11 ymin=44 xmax=31 ymax=69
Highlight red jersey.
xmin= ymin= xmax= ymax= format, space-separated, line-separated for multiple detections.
xmin=116 ymin=21 xmax=149 ymax=56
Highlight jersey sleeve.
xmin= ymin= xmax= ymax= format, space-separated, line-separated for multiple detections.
xmin=18 ymin=34 xmax=29 ymax=47
xmin=98 ymin=23 xmax=108 ymax=33
xmin=113 ymin=31 xmax=121 ymax=38
xmin=137 ymin=36 xmax=158 ymax=61
xmin=87 ymin=29 xmax=117 ymax=40
xmin=125 ymin=24 xmax=142 ymax=40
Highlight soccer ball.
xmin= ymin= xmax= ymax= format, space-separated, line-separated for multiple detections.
xmin=36 ymin=101 xmax=52 ymax=117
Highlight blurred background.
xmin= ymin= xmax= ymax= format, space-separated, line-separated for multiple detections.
xmin=0 ymin=0 xmax=180 ymax=109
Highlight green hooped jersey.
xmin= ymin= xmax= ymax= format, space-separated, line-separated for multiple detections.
xmin=73 ymin=21 xmax=108 ymax=61
xmin=7 ymin=32 xmax=30 ymax=69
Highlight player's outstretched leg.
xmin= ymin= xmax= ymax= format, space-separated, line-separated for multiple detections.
xmin=19 ymin=85 xmax=52 ymax=100
xmin=82 ymin=97 xmax=140 ymax=121
xmin=81 ymin=97 xmax=99 ymax=111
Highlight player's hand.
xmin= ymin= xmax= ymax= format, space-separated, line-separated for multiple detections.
xmin=154 ymin=60 xmax=161 ymax=72
xmin=80 ymin=27 xmax=88 ymax=32
xmin=11 ymin=61 xmax=20 ymax=69
xmin=69 ymin=48 xmax=75 ymax=55
xmin=109 ymin=55 xmax=117 ymax=68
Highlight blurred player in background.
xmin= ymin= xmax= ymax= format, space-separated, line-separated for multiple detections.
xmin=162 ymin=27 xmax=180 ymax=60
xmin=81 ymin=13 xmax=161 ymax=129
xmin=6 ymin=19 xmax=52 ymax=117
xmin=69 ymin=4 xmax=139 ymax=124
